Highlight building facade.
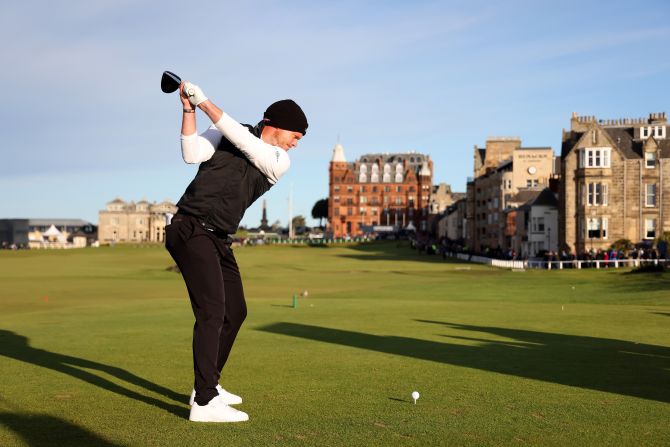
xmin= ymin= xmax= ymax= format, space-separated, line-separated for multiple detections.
xmin=466 ymin=137 xmax=556 ymax=252
xmin=98 ymin=198 xmax=177 ymax=243
xmin=560 ymin=112 xmax=670 ymax=252
xmin=0 ymin=218 xmax=96 ymax=248
xmin=327 ymin=144 xmax=433 ymax=237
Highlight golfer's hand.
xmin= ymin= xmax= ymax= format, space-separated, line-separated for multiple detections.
xmin=183 ymin=81 xmax=208 ymax=107
xmin=179 ymin=82 xmax=192 ymax=109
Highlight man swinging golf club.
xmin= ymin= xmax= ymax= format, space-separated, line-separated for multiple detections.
xmin=165 ymin=78 xmax=307 ymax=422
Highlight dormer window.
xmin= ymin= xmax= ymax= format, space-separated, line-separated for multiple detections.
xmin=641 ymin=127 xmax=650 ymax=138
xmin=654 ymin=126 xmax=666 ymax=139
xmin=645 ymin=151 xmax=657 ymax=169
xmin=579 ymin=147 xmax=611 ymax=168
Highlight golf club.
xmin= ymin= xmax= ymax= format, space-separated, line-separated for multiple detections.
xmin=161 ymin=70 xmax=182 ymax=93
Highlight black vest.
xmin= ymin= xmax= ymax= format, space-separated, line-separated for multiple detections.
xmin=176 ymin=124 xmax=273 ymax=234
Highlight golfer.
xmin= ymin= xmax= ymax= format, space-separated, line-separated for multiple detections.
xmin=165 ymin=81 xmax=307 ymax=422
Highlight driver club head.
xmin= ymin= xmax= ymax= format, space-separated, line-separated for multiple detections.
xmin=161 ymin=71 xmax=182 ymax=93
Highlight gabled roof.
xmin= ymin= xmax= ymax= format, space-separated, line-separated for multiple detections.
xmin=530 ymin=188 xmax=558 ymax=207
xmin=561 ymin=131 xmax=583 ymax=158
xmin=508 ymin=189 xmax=542 ymax=206
xmin=603 ymin=128 xmax=640 ymax=159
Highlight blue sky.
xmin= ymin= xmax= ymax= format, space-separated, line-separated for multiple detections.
xmin=2 ymin=0 xmax=669 ymax=227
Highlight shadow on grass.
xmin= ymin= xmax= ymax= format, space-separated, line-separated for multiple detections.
xmin=258 ymin=321 xmax=670 ymax=403
xmin=0 ymin=330 xmax=188 ymax=419
xmin=609 ymin=270 xmax=670 ymax=294
xmin=0 ymin=412 xmax=123 ymax=447
xmin=335 ymin=242 xmax=456 ymax=264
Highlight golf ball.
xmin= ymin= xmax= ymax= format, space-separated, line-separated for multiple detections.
xmin=412 ymin=391 xmax=420 ymax=400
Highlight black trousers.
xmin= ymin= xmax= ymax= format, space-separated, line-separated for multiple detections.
xmin=165 ymin=215 xmax=247 ymax=406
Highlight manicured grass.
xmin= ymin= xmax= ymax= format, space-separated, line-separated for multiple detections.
xmin=0 ymin=242 xmax=668 ymax=446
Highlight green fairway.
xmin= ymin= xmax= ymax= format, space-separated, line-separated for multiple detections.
xmin=0 ymin=242 xmax=668 ymax=446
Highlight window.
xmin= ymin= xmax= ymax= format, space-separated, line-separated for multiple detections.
xmin=372 ymin=207 xmax=378 ymax=216
xmin=395 ymin=197 xmax=402 ymax=205
xmin=384 ymin=186 xmax=391 ymax=193
xmin=359 ymin=173 xmax=367 ymax=183
xmin=346 ymin=198 xmax=353 ymax=205
xmin=580 ymin=147 xmax=611 ymax=168
xmin=587 ymin=183 xmax=608 ymax=206
xmin=333 ymin=196 xmax=340 ymax=203
xmin=587 ymin=217 xmax=608 ymax=239
xmin=646 ymin=184 xmax=657 ymax=207
xmin=334 ymin=186 xmax=340 ymax=192
xmin=347 ymin=186 xmax=353 ymax=192
xmin=383 ymin=173 xmax=391 ymax=183
xmin=371 ymin=173 xmax=379 ymax=183
xmin=645 ymin=152 xmax=657 ymax=169
xmin=334 ymin=207 xmax=339 ymax=216
xmin=359 ymin=207 xmax=367 ymax=215
xmin=655 ymin=126 xmax=666 ymax=139
xmin=537 ymin=217 xmax=545 ymax=232
xmin=383 ymin=196 xmax=390 ymax=204
xmin=347 ymin=208 xmax=353 ymax=216
xmin=526 ymin=179 xmax=539 ymax=187
xmin=360 ymin=196 xmax=368 ymax=204
xmin=372 ymin=186 xmax=378 ymax=193
xmin=395 ymin=173 xmax=403 ymax=183
xmin=360 ymin=186 xmax=366 ymax=192
xmin=645 ymin=219 xmax=656 ymax=239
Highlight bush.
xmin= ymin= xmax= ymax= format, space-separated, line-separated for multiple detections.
xmin=610 ymin=239 xmax=633 ymax=251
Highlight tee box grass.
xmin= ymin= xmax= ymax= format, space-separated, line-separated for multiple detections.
xmin=0 ymin=242 xmax=668 ymax=446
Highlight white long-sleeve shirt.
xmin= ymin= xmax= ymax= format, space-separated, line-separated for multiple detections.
xmin=180 ymin=112 xmax=290 ymax=185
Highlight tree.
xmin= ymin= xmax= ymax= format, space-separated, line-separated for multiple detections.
xmin=311 ymin=198 xmax=328 ymax=228
xmin=292 ymin=215 xmax=306 ymax=230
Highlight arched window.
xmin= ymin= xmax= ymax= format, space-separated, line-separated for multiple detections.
xmin=371 ymin=173 xmax=379 ymax=183
xmin=383 ymin=172 xmax=391 ymax=183
xmin=395 ymin=173 xmax=403 ymax=183
xmin=396 ymin=163 xmax=403 ymax=172
xmin=359 ymin=173 xmax=367 ymax=183
xmin=383 ymin=163 xmax=391 ymax=174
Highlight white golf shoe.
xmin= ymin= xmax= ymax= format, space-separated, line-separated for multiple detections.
xmin=189 ymin=395 xmax=249 ymax=423
xmin=189 ymin=384 xmax=242 ymax=406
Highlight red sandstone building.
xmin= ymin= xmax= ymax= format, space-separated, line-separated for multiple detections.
xmin=327 ymin=143 xmax=433 ymax=237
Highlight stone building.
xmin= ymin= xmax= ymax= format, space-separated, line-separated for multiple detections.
xmin=98 ymin=198 xmax=177 ymax=243
xmin=327 ymin=143 xmax=433 ymax=237
xmin=438 ymin=198 xmax=467 ymax=242
xmin=466 ymin=137 xmax=556 ymax=252
xmin=560 ymin=112 xmax=670 ymax=252
xmin=506 ymin=188 xmax=558 ymax=258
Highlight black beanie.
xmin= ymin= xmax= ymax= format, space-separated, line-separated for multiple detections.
xmin=263 ymin=99 xmax=308 ymax=135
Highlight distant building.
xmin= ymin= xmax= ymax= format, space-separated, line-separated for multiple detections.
xmin=438 ymin=198 xmax=467 ymax=242
xmin=560 ymin=112 xmax=670 ymax=252
xmin=0 ymin=218 xmax=97 ymax=249
xmin=466 ymin=137 xmax=556 ymax=252
xmin=98 ymin=198 xmax=177 ymax=243
xmin=327 ymin=143 xmax=433 ymax=237
xmin=506 ymin=188 xmax=558 ymax=257
xmin=429 ymin=183 xmax=465 ymax=214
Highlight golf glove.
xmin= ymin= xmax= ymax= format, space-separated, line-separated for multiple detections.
xmin=184 ymin=82 xmax=208 ymax=106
